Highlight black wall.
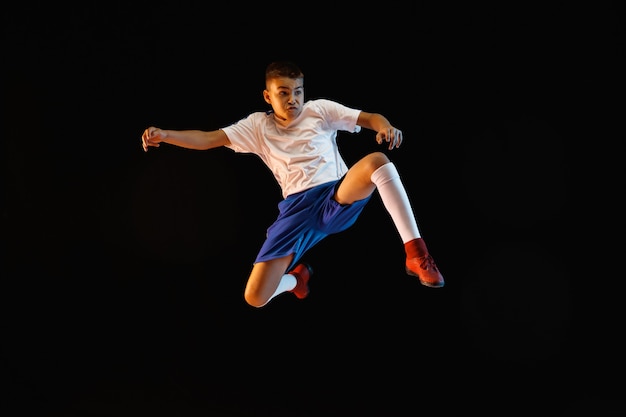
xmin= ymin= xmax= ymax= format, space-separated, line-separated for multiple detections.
xmin=3 ymin=3 xmax=624 ymax=416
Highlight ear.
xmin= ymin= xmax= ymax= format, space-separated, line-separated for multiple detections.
xmin=263 ymin=89 xmax=271 ymax=104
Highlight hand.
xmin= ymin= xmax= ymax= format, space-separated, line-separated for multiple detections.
xmin=376 ymin=126 xmax=403 ymax=150
xmin=141 ymin=127 xmax=166 ymax=152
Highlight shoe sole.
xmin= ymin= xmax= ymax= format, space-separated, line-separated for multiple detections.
xmin=406 ymin=267 xmax=444 ymax=288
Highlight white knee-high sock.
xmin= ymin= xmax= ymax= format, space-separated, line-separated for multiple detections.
xmin=371 ymin=162 xmax=421 ymax=243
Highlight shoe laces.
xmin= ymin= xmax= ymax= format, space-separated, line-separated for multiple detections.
xmin=419 ymin=254 xmax=439 ymax=272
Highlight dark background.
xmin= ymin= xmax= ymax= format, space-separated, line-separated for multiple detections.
xmin=3 ymin=2 xmax=624 ymax=416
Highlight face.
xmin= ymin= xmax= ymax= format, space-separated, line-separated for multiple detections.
xmin=263 ymin=76 xmax=304 ymax=124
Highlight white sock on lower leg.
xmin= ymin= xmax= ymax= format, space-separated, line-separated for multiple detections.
xmin=371 ymin=162 xmax=421 ymax=244
xmin=267 ymin=273 xmax=297 ymax=301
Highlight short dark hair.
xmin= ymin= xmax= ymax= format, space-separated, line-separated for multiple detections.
xmin=265 ymin=61 xmax=304 ymax=84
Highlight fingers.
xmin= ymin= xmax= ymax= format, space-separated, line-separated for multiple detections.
xmin=390 ymin=129 xmax=403 ymax=149
xmin=141 ymin=128 xmax=151 ymax=152
xmin=141 ymin=128 xmax=148 ymax=152
xmin=141 ymin=127 xmax=161 ymax=152
xmin=377 ymin=128 xmax=403 ymax=150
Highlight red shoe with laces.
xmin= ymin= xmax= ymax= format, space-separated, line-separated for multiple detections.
xmin=405 ymin=238 xmax=445 ymax=288
xmin=288 ymin=263 xmax=314 ymax=299
xmin=406 ymin=255 xmax=445 ymax=288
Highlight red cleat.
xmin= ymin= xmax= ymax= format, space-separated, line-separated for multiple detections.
xmin=406 ymin=255 xmax=445 ymax=288
xmin=404 ymin=238 xmax=445 ymax=288
xmin=288 ymin=263 xmax=313 ymax=299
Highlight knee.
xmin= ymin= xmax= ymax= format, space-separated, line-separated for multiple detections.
xmin=367 ymin=151 xmax=391 ymax=168
xmin=364 ymin=152 xmax=391 ymax=173
xmin=244 ymin=287 xmax=268 ymax=308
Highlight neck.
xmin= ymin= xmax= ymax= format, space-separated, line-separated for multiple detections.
xmin=273 ymin=112 xmax=286 ymax=121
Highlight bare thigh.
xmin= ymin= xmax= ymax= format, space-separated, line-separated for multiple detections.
xmin=335 ymin=152 xmax=390 ymax=205
xmin=244 ymin=254 xmax=294 ymax=307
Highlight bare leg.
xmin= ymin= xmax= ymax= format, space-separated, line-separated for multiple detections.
xmin=335 ymin=152 xmax=389 ymax=204
xmin=244 ymin=255 xmax=294 ymax=307
xmin=337 ymin=151 xmax=420 ymax=242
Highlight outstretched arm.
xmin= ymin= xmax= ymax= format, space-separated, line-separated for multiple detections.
xmin=356 ymin=111 xmax=403 ymax=150
xmin=141 ymin=127 xmax=230 ymax=152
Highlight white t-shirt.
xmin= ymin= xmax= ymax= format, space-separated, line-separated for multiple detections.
xmin=223 ymin=98 xmax=362 ymax=198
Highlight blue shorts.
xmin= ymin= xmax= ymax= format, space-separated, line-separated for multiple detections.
xmin=255 ymin=179 xmax=372 ymax=272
